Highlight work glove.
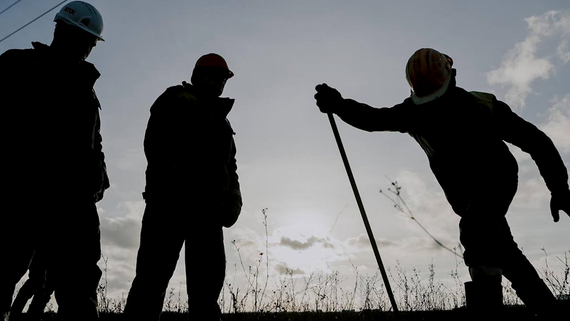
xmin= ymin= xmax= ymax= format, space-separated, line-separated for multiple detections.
xmin=314 ymin=83 xmax=343 ymax=114
xmin=94 ymin=172 xmax=110 ymax=203
xmin=220 ymin=191 xmax=242 ymax=228
xmin=221 ymin=202 xmax=242 ymax=228
xmin=550 ymin=190 xmax=570 ymax=222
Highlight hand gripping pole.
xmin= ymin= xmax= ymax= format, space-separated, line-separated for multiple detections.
xmin=327 ymin=113 xmax=400 ymax=317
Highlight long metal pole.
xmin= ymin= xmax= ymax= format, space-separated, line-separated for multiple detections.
xmin=327 ymin=113 xmax=400 ymax=317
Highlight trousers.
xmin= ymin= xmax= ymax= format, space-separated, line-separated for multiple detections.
xmin=0 ymin=196 xmax=102 ymax=321
xmin=124 ymin=200 xmax=226 ymax=321
xmin=458 ymin=182 xmax=557 ymax=314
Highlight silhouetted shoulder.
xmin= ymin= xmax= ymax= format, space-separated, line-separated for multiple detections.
xmin=0 ymin=48 xmax=35 ymax=66
xmin=468 ymin=90 xmax=514 ymax=117
xmin=163 ymin=85 xmax=198 ymax=102
xmin=150 ymin=85 xmax=198 ymax=114
xmin=469 ymin=91 xmax=495 ymax=105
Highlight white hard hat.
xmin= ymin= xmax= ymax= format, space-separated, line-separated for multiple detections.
xmin=54 ymin=1 xmax=104 ymax=41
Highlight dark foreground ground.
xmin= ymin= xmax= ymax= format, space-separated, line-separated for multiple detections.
xmin=20 ymin=302 xmax=569 ymax=321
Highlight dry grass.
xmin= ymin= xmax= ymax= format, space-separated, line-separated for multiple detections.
xmin=12 ymin=198 xmax=570 ymax=319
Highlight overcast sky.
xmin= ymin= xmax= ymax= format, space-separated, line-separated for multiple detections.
xmin=2 ymin=0 xmax=570 ymax=308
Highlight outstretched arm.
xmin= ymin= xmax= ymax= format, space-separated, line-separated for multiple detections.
xmin=314 ymin=83 xmax=412 ymax=133
xmin=494 ymin=99 xmax=570 ymax=222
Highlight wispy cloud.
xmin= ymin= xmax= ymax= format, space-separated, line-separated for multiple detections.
xmin=487 ymin=10 xmax=570 ymax=110
xmin=346 ymin=234 xmax=396 ymax=249
xmin=557 ymin=40 xmax=570 ymax=63
xmin=279 ymin=236 xmax=334 ymax=250
xmin=274 ymin=262 xmax=305 ymax=275
xmin=100 ymin=201 xmax=144 ymax=249
xmin=541 ymin=94 xmax=570 ymax=154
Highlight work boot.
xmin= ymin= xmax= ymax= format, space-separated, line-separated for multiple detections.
xmin=465 ymin=280 xmax=504 ymax=320
xmin=511 ymin=278 xmax=559 ymax=320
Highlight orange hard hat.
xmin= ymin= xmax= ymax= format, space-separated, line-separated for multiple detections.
xmin=405 ymin=48 xmax=453 ymax=104
xmin=194 ymin=53 xmax=234 ymax=78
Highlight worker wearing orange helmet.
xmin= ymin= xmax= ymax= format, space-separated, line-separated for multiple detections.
xmin=124 ymin=53 xmax=242 ymax=321
xmin=0 ymin=2 xmax=108 ymax=320
xmin=314 ymin=48 xmax=570 ymax=317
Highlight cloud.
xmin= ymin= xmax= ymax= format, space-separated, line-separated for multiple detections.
xmin=557 ymin=40 xmax=570 ymax=63
xmin=274 ymin=262 xmax=305 ymax=275
xmin=100 ymin=201 xmax=145 ymax=250
xmin=345 ymin=234 xmax=451 ymax=255
xmin=541 ymin=95 xmax=570 ymax=154
xmin=279 ymin=236 xmax=334 ymax=250
xmin=346 ymin=234 xmax=396 ymax=249
xmin=511 ymin=177 xmax=550 ymax=210
xmin=389 ymin=171 xmax=458 ymax=236
xmin=487 ymin=10 xmax=570 ymax=110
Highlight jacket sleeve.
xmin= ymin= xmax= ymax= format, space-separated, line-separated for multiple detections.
xmin=94 ymin=92 xmax=110 ymax=187
xmin=335 ymin=98 xmax=413 ymax=133
xmin=90 ymin=90 xmax=109 ymax=202
xmin=493 ymin=98 xmax=569 ymax=194
xmin=143 ymin=88 xmax=187 ymax=177
xmin=226 ymin=135 xmax=242 ymax=206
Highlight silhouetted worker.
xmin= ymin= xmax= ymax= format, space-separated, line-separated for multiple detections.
xmin=9 ymin=252 xmax=54 ymax=321
xmin=124 ymin=53 xmax=242 ymax=321
xmin=314 ymin=48 xmax=570 ymax=318
xmin=0 ymin=2 xmax=109 ymax=321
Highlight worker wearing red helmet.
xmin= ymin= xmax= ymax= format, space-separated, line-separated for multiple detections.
xmin=124 ymin=53 xmax=242 ymax=321
xmin=314 ymin=48 xmax=570 ymax=318
xmin=0 ymin=2 xmax=108 ymax=320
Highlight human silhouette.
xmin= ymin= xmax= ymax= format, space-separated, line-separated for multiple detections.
xmin=123 ymin=53 xmax=242 ymax=321
xmin=314 ymin=48 xmax=570 ymax=318
xmin=0 ymin=2 xmax=109 ymax=321
xmin=9 ymin=252 xmax=54 ymax=321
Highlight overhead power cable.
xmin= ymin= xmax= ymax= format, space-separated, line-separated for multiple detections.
xmin=0 ymin=0 xmax=68 ymax=44
xmin=0 ymin=0 xmax=23 ymax=16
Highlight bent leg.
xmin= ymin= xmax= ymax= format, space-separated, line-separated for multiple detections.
xmin=25 ymin=251 xmax=51 ymax=318
xmin=0 ymin=205 xmax=36 ymax=318
xmin=9 ymin=278 xmax=38 ymax=317
xmin=461 ymin=215 xmax=557 ymax=317
xmin=458 ymin=186 xmax=516 ymax=316
xmin=499 ymin=237 xmax=557 ymax=317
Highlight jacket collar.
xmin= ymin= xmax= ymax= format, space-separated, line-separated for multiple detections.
xmin=31 ymin=41 xmax=101 ymax=88
xmin=182 ymin=81 xmax=235 ymax=118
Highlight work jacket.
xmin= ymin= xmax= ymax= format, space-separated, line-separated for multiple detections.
xmin=143 ymin=82 xmax=242 ymax=208
xmin=335 ymin=83 xmax=569 ymax=216
xmin=0 ymin=42 xmax=109 ymax=201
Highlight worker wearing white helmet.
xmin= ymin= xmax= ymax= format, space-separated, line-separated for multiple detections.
xmin=51 ymin=0 xmax=104 ymax=63
xmin=314 ymin=48 xmax=570 ymax=318
xmin=0 ymin=2 xmax=108 ymax=321
xmin=53 ymin=0 xmax=104 ymax=41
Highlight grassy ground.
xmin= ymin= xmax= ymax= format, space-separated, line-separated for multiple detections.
xmin=22 ymin=302 xmax=568 ymax=321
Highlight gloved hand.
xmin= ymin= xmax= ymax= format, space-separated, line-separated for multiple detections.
xmin=94 ymin=173 xmax=110 ymax=203
xmin=314 ymin=83 xmax=343 ymax=114
xmin=220 ymin=190 xmax=242 ymax=228
xmin=220 ymin=201 xmax=242 ymax=228
xmin=550 ymin=190 xmax=570 ymax=222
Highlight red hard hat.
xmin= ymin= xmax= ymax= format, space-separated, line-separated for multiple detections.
xmin=194 ymin=53 xmax=234 ymax=78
